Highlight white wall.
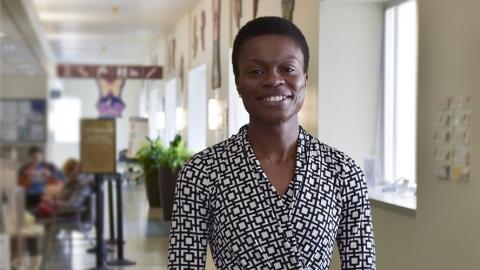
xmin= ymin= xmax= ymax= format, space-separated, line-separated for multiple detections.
xmin=318 ymin=1 xmax=384 ymax=166
xmin=47 ymin=79 xmax=141 ymax=168
xmin=413 ymin=0 xmax=480 ymax=268
xmin=322 ymin=1 xmax=480 ymax=270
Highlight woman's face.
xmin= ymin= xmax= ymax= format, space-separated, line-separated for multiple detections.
xmin=67 ymin=164 xmax=80 ymax=181
xmin=236 ymin=34 xmax=308 ymax=125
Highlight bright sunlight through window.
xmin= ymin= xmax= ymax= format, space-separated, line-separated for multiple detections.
xmin=383 ymin=0 xmax=418 ymax=184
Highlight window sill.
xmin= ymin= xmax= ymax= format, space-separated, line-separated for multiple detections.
xmin=368 ymin=185 xmax=417 ymax=216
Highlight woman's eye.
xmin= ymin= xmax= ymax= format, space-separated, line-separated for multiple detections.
xmin=249 ymin=69 xmax=263 ymax=75
xmin=284 ymin=67 xmax=295 ymax=73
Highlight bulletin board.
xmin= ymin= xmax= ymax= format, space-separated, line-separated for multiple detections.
xmin=0 ymin=99 xmax=46 ymax=143
xmin=80 ymin=119 xmax=116 ymax=173
xmin=434 ymin=96 xmax=472 ymax=182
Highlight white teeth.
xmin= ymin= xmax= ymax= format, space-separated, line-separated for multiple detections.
xmin=263 ymin=95 xmax=287 ymax=102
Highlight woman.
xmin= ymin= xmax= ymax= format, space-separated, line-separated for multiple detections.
xmin=168 ymin=17 xmax=376 ymax=269
xmin=36 ymin=159 xmax=93 ymax=217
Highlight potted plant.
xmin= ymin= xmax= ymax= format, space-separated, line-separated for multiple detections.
xmin=135 ymin=138 xmax=164 ymax=207
xmin=158 ymin=135 xmax=192 ymax=220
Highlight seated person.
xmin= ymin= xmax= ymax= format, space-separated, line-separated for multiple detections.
xmin=37 ymin=158 xmax=93 ymax=217
xmin=18 ymin=146 xmax=65 ymax=209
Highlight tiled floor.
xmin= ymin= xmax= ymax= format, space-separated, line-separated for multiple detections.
xmin=40 ymin=183 xmax=215 ymax=270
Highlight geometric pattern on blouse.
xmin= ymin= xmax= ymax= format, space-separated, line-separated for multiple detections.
xmin=168 ymin=125 xmax=376 ymax=269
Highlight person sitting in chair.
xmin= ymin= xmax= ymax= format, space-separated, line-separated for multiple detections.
xmin=36 ymin=158 xmax=93 ymax=217
xmin=18 ymin=146 xmax=65 ymax=209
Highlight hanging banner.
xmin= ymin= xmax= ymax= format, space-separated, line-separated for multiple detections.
xmin=57 ymin=64 xmax=163 ymax=80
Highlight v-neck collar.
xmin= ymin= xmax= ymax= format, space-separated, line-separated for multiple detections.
xmin=240 ymin=125 xmax=308 ymax=202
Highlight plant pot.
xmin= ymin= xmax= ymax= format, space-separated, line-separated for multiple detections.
xmin=144 ymin=167 xmax=162 ymax=207
xmin=158 ymin=166 xmax=179 ymax=221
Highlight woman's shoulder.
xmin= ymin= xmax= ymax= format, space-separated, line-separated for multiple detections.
xmin=302 ymin=129 xmax=357 ymax=168
xmin=183 ymin=132 xmax=243 ymax=170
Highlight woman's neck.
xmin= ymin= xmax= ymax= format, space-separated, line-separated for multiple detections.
xmin=247 ymin=119 xmax=299 ymax=162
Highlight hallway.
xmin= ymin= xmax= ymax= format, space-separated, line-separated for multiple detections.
xmin=42 ymin=183 xmax=172 ymax=269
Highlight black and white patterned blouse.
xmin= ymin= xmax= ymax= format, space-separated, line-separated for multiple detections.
xmin=168 ymin=126 xmax=376 ymax=269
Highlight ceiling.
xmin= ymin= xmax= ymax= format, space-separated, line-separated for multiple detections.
xmin=0 ymin=2 xmax=44 ymax=76
xmin=33 ymin=0 xmax=201 ymax=65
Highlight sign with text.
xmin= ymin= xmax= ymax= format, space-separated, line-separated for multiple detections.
xmin=58 ymin=64 xmax=163 ymax=80
xmin=81 ymin=119 xmax=116 ymax=173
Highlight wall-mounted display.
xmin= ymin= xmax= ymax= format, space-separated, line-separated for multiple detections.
xmin=434 ymin=96 xmax=472 ymax=182
xmin=0 ymin=99 xmax=46 ymax=143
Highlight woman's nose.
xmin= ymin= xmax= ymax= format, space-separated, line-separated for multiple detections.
xmin=262 ymin=70 xmax=285 ymax=87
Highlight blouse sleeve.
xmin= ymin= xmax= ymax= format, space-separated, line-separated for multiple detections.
xmin=336 ymin=156 xmax=376 ymax=269
xmin=168 ymin=155 xmax=212 ymax=270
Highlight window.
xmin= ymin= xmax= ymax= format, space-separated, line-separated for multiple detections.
xmin=49 ymin=97 xmax=81 ymax=143
xmin=187 ymin=64 xmax=207 ymax=152
xmin=164 ymin=79 xmax=177 ymax=145
xmin=383 ymin=0 xmax=418 ymax=184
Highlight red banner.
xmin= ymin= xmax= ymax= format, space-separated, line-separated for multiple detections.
xmin=57 ymin=64 xmax=163 ymax=80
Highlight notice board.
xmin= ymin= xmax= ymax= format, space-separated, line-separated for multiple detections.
xmin=80 ymin=119 xmax=116 ymax=173
xmin=0 ymin=99 xmax=46 ymax=143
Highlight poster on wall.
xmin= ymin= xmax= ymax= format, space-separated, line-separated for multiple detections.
xmin=433 ymin=96 xmax=472 ymax=182
xmin=180 ymin=54 xmax=185 ymax=91
xmin=169 ymin=39 xmax=176 ymax=74
xmin=96 ymin=78 xmax=126 ymax=118
xmin=212 ymin=0 xmax=221 ymax=89
xmin=193 ymin=16 xmax=198 ymax=58
xmin=127 ymin=117 xmax=149 ymax=159
xmin=80 ymin=119 xmax=116 ymax=173
xmin=281 ymin=0 xmax=295 ymax=21
xmin=234 ymin=0 xmax=242 ymax=28
xmin=201 ymin=11 xmax=206 ymax=51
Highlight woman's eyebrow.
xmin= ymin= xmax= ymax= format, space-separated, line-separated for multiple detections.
xmin=245 ymin=57 xmax=301 ymax=64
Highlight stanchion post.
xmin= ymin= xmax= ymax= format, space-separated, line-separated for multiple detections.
xmin=107 ymin=175 xmax=116 ymax=244
xmin=90 ymin=174 xmax=111 ymax=270
xmin=107 ymin=174 xmax=135 ymax=266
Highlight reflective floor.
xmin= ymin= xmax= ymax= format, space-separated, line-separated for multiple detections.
xmin=40 ymin=183 xmax=215 ymax=270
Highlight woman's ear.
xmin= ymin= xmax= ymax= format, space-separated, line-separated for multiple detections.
xmin=304 ymin=73 xmax=309 ymax=87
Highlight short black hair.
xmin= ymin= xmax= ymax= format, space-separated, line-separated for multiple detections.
xmin=232 ymin=16 xmax=309 ymax=79
xmin=28 ymin=146 xmax=42 ymax=156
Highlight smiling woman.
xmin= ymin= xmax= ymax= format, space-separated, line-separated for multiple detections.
xmin=235 ymin=34 xmax=307 ymax=128
xmin=168 ymin=17 xmax=376 ymax=270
